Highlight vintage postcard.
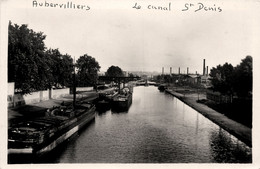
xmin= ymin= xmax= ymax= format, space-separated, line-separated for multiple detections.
xmin=0 ymin=0 xmax=259 ymax=168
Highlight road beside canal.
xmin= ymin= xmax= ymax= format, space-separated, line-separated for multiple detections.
xmin=165 ymin=88 xmax=252 ymax=147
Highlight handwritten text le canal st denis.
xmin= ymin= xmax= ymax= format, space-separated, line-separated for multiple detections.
xmin=132 ymin=2 xmax=223 ymax=12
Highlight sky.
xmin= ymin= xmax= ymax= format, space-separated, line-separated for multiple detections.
xmin=3 ymin=0 xmax=259 ymax=74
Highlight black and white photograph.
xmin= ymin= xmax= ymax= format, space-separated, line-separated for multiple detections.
xmin=0 ymin=0 xmax=259 ymax=167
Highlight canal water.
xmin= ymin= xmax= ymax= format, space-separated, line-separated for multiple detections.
xmin=24 ymin=86 xmax=252 ymax=163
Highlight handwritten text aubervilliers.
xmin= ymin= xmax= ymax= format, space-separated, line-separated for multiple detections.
xmin=32 ymin=0 xmax=91 ymax=11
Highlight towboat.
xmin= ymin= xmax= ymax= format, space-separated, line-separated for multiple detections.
xmin=8 ymin=102 xmax=96 ymax=155
xmin=158 ymin=84 xmax=167 ymax=91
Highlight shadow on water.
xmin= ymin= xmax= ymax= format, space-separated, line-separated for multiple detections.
xmin=111 ymin=107 xmax=130 ymax=114
xmin=97 ymin=110 xmax=109 ymax=116
xmin=8 ymin=119 xmax=96 ymax=164
xmin=110 ymin=103 xmax=132 ymax=113
xmin=96 ymin=106 xmax=111 ymax=114
xmin=110 ymin=98 xmax=132 ymax=113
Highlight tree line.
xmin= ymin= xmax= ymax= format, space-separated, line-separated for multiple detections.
xmin=210 ymin=56 xmax=252 ymax=98
xmin=8 ymin=22 xmax=126 ymax=94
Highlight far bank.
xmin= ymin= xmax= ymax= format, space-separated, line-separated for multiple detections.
xmin=164 ymin=88 xmax=252 ymax=147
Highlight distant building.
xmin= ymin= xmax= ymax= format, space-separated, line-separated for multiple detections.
xmin=200 ymin=75 xmax=211 ymax=88
xmin=186 ymin=74 xmax=199 ymax=84
xmin=123 ymin=71 xmax=128 ymax=77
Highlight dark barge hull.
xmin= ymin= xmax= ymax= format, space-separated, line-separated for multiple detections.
xmin=96 ymin=91 xmax=119 ymax=111
xmin=8 ymin=104 xmax=96 ymax=155
xmin=111 ymin=93 xmax=132 ymax=111
xmin=158 ymin=85 xmax=167 ymax=91
xmin=96 ymin=100 xmax=111 ymax=111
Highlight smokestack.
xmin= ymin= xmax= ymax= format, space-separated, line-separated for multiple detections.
xmin=178 ymin=67 xmax=180 ymax=74
xmin=170 ymin=67 xmax=172 ymax=74
xmin=162 ymin=67 xmax=164 ymax=75
xmin=187 ymin=67 xmax=189 ymax=75
xmin=207 ymin=66 xmax=208 ymax=76
xmin=196 ymin=71 xmax=197 ymax=75
xmin=203 ymin=59 xmax=205 ymax=75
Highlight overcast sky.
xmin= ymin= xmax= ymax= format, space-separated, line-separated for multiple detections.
xmin=4 ymin=0 xmax=258 ymax=73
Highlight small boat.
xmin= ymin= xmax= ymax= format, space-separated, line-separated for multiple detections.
xmin=8 ymin=102 xmax=96 ymax=155
xmin=111 ymin=87 xmax=132 ymax=111
xmin=158 ymin=84 xmax=167 ymax=91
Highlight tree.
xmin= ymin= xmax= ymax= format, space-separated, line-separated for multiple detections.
xmin=209 ymin=56 xmax=252 ymax=98
xmin=8 ymin=21 xmax=49 ymax=94
xmin=105 ymin=65 xmax=124 ymax=77
xmin=45 ymin=48 xmax=74 ymax=88
xmin=128 ymin=73 xmax=135 ymax=78
xmin=8 ymin=22 xmax=76 ymax=93
xmin=76 ymin=54 xmax=100 ymax=87
xmin=233 ymin=56 xmax=252 ymax=97
xmin=209 ymin=63 xmax=234 ymax=94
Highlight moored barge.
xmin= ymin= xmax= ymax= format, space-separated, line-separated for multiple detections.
xmin=97 ymin=88 xmax=119 ymax=110
xmin=8 ymin=102 xmax=96 ymax=155
xmin=111 ymin=87 xmax=132 ymax=111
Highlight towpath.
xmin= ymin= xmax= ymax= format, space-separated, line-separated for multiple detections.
xmin=165 ymin=88 xmax=252 ymax=147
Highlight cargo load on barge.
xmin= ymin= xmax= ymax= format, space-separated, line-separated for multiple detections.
xmin=97 ymin=87 xmax=119 ymax=110
xmin=111 ymin=87 xmax=132 ymax=111
xmin=8 ymin=102 xmax=96 ymax=155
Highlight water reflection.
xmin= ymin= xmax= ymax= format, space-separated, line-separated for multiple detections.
xmin=209 ymin=128 xmax=252 ymax=163
xmin=111 ymin=109 xmax=129 ymax=114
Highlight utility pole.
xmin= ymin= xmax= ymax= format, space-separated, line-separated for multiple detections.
xmin=73 ymin=56 xmax=76 ymax=109
xmin=197 ymin=88 xmax=199 ymax=101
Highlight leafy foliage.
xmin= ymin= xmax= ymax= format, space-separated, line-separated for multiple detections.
xmin=233 ymin=56 xmax=252 ymax=97
xmin=76 ymin=54 xmax=100 ymax=87
xmin=8 ymin=22 xmax=48 ymax=93
xmin=209 ymin=56 xmax=252 ymax=97
xmin=209 ymin=63 xmax=234 ymax=94
xmin=45 ymin=48 xmax=74 ymax=88
xmin=105 ymin=65 xmax=124 ymax=77
xmin=8 ymin=22 xmax=76 ymax=94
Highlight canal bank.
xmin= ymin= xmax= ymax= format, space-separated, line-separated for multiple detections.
xmin=165 ymin=88 xmax=252 ymax=147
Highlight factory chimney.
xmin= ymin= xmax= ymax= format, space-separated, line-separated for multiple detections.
xmin=203 ymin=59 xmax=205 ymax=75
xmin=162 ymin=67 xmax=164 ymax=75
